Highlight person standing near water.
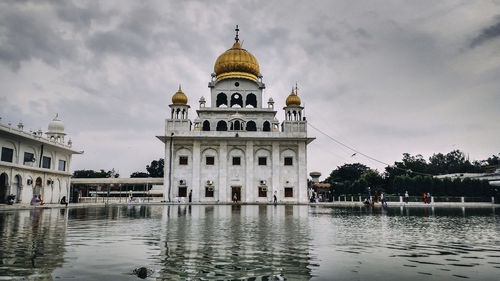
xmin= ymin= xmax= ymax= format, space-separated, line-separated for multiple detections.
xmin=404 ymin=191 xmax=409 ymax=204
xmin=188 ymin=190 xmax=192 ymax=203
xmin=273 ymin=191 xmax=277 ymax=204
xmin=60 ymin=196 xmax=68 ymax=206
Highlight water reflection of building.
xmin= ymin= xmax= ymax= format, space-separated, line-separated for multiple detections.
xmin=0 ymin=115 xmax=82 ymax=204
xmin=157 ymin=27 xmax=315 ymax=203
xmin=0 ymin=209 xmax=68 ymax=279
xmin=157 ymin=205 xmax=314 ymax=280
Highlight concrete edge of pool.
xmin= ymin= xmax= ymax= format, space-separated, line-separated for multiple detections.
xmin=1 ymin=201 xmax=499 ymax=211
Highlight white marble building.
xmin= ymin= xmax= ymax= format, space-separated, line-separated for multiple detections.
xmin=158 ymin=28 xmax=315 ymax=203
xmin=0 ymin=115 xmax=82 ymax=204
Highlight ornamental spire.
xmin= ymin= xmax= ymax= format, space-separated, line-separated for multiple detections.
xmin=235 ymin=25 xmax=239 ymax=42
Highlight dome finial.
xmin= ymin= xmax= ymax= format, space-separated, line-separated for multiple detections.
xmin=295 ymin=82 xmax=299 ymax=95
xmin=235 ymin=25 xmax=240 ymax=42
xmin=179 ymin=84 xmax=182 ymax=91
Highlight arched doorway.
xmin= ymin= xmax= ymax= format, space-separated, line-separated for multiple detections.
xmin=216 ymin=120 xmax=228 ymax=131
xmin=12 ymin=175 xmax=22 ymax=203
xmin=246 ymin=93 xmax=257 ymax=108
xmin=263 ymin=121 xmax=271 ymax=132
xmin=202 ymin=120 xmax=211 ymax=131
xmin=33 ymin=177 xmax=42 ymax=200
xmin=216 ymin=93 xmax=228 ymax=107
xmin=246 ymin=121 xmax=257 ymax=131
xmin=0 ymin=173 xmax=8 ymax=203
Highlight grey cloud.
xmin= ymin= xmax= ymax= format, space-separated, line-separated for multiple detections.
xmin=470 ymin=16 xmax=500 ymax=48
xmin=0 ymin=5 xmax=77 ymax=71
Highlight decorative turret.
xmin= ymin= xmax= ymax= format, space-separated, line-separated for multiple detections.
xmin=285 ymin=88 xmax=301 ymax=107
xmin=282 ymin=83 xmax=306 ymax=133
xmin=46 ymin=114 xmax=66 ymax=143
xmin=172 ymin=85 xmax=188 ymax=105
xmin=169 ymin=85 xmax=190 ymax=120
xmin=167 ymin=85 xmax=191 ymax=133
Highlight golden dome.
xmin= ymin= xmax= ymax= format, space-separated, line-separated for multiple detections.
xmin=171 ymin=85 xmax=188 ymax=105
xmin=286 ymin=88 xmax=301 ymax=106
xmin=214 ymin=27 xmax=260 ymax=82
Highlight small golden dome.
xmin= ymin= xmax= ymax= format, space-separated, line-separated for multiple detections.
xmin=172 ymin=85 xmax=188 ymax=105
xmin=214 ymin=27 xmax=260 ymax=82
xmin=286 ymin=88 xmax=301 ymax=106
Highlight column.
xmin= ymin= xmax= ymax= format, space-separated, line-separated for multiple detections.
xmin=218 ymin=141 xmax=227 ymax=202
xmin=192 ymin=140 xmax=201 ymax=202
xmin=298 ymin=141 xmax=307 ymax=203
xmin=245 ymin=141 xmax=254 ymax=202
xmin=272 ymin=142 xmax=280 ymax=201
xmin=164 ymin=139 xmax=172 ymax=202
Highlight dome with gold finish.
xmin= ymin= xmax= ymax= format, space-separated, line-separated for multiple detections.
xmin=171 ymin=85 xmax=188 ymax=105
xmin=214 ymin=26 xmax=260 ymax=82
xmin=286 ymin=88 xmax=301 ymax=107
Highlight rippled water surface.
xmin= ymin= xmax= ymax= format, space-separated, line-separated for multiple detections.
xmin=0 ymin=205 xmax=499 ymax=280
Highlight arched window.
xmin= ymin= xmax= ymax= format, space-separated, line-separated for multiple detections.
xmin=246 ymin=121 xmax=257 ymax=131
xmin=233 ymin=120 xmax=241 ymax=130
xmin=175 ymin=108 xmax=180 ymax=119
xmin=202 ymin=120 xmax=210 ymax=131
xmin=263 ymin=121 xmax=271 ymax=132
xmin=216 ymin=120 xmax=228 ymax=131
xmin=216 ymin=93 xmax=228 ymax=107
xmin=246 ymin=93 xmax=257 ymax=108
xmin=230 ymin=93 xmax=243 ymax=108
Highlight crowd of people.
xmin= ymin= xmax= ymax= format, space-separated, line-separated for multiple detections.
xmin=362 ymin=188 xmax=431 ymax=206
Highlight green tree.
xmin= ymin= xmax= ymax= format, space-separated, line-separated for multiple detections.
xmin=130 ymin=172 xmax=149 ymax=178
xmin=72 ymin=169 xmax=119 ymax=178
xmin=146 ymin=158 xmax=164 ymax=178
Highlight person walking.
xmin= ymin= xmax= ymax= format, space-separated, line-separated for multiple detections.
xmin=273 ymin=191 xmax=277 ymax=204
xmin=381 ymin=192 xmax=387 ymax=207
xmin=233 ymin=193 xmax=238 ymax=203
xmin=404 ymin=191 xmax=409 ymax=204
xmin=188 ymin=190 xmax=192 ymax=203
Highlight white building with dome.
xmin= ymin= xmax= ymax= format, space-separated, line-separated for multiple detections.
xmin=158 ymin=28 xmax=315 ymax=203
xmin=0 ymin=115 xmax=82 ymax=204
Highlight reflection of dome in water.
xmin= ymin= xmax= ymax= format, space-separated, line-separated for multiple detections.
xmin=214 ymin=27 xmax=260 ymax=82
xmin=47 ymin=114 xmax=65 ymax=135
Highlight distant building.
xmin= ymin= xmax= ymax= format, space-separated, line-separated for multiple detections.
xmin=0 ymin=115 xmax=82 ymax=204
xmin=309 ymin=172 xmax=332 ymax=202
xmin=434 ymin=167 xmax=500 ymax=187
xmin=158 ymin=27 xmax=315 ymax=203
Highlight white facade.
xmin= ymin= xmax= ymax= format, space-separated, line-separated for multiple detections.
xmin=158 ymin=31 xmax=314 ymax=203
xmin=0 ymin=116 xmax=82 ymax=204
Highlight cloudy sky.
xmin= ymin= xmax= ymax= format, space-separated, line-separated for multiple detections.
xmin=1 ymin=0 xmax=499 ymax=178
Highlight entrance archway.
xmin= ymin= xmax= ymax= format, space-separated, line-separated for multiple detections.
xmin=12 ymin=175 xmax=21 ymax=203
xmin=0 ymin=173 xmax=8 ymax=203
xmin=231 ymin=186 xmax=241 ymax=202
xmin=33 ymin=177 xmax=42 ymax=199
